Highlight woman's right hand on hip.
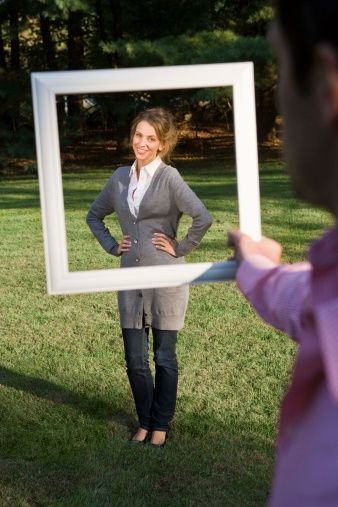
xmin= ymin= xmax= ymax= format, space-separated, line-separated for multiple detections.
xmin=117 ymin=235 xmax=132 ymax=255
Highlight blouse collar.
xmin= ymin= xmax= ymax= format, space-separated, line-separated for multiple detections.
xmin=129 ymin=155 xmax=162 ymax=178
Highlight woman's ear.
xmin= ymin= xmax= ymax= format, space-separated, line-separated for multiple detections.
xmin=314 ymin=43 xmax=338 ymax=127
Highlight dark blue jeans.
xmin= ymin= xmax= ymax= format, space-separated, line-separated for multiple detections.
xmin=122 ymin=327 xmax=178 ymax=431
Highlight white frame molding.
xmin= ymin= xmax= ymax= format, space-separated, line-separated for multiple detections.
xmin=31 ymin=63 xmax=261 ymax=295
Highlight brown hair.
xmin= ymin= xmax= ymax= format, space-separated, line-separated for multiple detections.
xmin=129 ymin=107 xmax=178 ymax=161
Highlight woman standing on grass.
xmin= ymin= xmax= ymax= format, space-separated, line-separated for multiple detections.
xmin=86 ymin=107 xmax=212 ymax=447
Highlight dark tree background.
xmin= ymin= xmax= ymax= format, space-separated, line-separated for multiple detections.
xmin=0 ymin=0 xmax=277 ymax=172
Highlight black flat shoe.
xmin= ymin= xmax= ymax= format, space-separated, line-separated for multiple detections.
xmin=128 ymin=430 xmax=149 ymax=445
xmin=150 ymin=432 xmax=167 ymax=449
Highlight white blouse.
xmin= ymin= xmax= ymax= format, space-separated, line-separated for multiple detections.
xmin=127 ymin=155 xmax=162 ymax=217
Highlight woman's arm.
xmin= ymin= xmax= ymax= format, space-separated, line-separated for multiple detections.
xmin=86 ymin=176 xmax=121 ymax=256
xmin=169 ymin=169 xmax=213 ymax=257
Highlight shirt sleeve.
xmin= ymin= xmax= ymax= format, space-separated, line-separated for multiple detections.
xmin=169 ymin=169 xmax=213 ymax=257
xmin=236 ymin=254 xmax=312 ymax=340
xmin=86 ymin=175 xmax=120 ymax=256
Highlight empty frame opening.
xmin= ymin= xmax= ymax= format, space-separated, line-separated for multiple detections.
xmin=57 ymin=87 xmax=239 ymax=272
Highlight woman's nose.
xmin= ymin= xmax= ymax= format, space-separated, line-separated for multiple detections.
xmin=138 ymin=137 xmax=146 ymax=146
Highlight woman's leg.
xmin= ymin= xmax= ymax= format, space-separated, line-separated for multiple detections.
xmin=122 ymin=328 xmax=154 ymax=431
xmin=151 ymin=328 xmax=178 ymax=432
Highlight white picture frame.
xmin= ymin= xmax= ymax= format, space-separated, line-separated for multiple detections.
xmin=31 ymin=62 xmax=261 ymax=295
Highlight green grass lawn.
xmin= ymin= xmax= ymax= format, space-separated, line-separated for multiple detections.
xmin=0 ymin=153 xmax=332 ymax=506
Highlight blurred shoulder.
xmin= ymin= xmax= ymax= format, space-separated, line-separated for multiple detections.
xmin=111 ymin=165 xmax=131 ymax=181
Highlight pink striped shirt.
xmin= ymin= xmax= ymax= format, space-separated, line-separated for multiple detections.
xmin=237 ymin=227 xmax=338 ymax=507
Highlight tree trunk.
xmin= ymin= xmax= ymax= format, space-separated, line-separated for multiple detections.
xmin=109 ymin=0 xmax=122 ymax=39
xmin=109 ymin=0 xmax=122 ymax=67
xmin=67 ymin=11 xmax=84 ymax=70
xmin=6 ymin=5 xmax=21 ymax=134
xmin=96 ymin=0 xmax=107 ymax=42
xmin=0 ymin=22 xmax=7 ymax=70
xmin=256 ymin=87 xmax=279 ymax=144
xmin=9 ymin=5 xmax=20 ymax=71
xmin=40 ymin=14 xmax=57 ymax=70
xmin=96 ymin=0 xmax=113 ymax=66
xmin=67 ymin=11 xmax=85 ymax=131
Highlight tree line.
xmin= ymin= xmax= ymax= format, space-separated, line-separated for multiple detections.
xmin=0 ymin=0 xmax=276 ymax=170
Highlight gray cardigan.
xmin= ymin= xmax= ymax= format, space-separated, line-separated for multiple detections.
xmin=86 ymin=162 xmax=212 ymax=330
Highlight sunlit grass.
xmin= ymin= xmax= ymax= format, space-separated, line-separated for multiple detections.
xmin=0 ymin=156 xmax=332 ymax=506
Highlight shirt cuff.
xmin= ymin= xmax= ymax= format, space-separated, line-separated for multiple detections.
xmin=109 ymin=243 xmax=121 ymax=257
xmin=175 ymin=239 xmax=197 ymax=258
xmin=236 ymin=254 xmax=278 ymax=295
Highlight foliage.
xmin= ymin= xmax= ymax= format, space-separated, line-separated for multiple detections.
xmin=101 ymin=30 xmax=274 ymax=88
xmin=0 ymin=0 xmax=276 ymax=171
xmin=212 ymin=0 xmax=274 ymax=35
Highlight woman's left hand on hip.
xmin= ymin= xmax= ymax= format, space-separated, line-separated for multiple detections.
xmin=152 ymin=233 xmax=178 ymax=257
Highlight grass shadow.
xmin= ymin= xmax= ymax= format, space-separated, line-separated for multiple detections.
xmin=0 ymin=365 xmax=132 ymax=426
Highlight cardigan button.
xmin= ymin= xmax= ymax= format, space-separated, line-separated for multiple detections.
xmin=135 ymin=258 xmax=140 ymax=262
xmin=134 ymin=239 xmax=138 ymax=244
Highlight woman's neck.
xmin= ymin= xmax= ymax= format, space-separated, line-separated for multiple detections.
xmin=135 ymin=155 xmax=159 ymax=178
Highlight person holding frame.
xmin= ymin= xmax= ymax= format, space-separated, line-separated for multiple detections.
xmin=87 ymin=107 xmax=212 ymax=447
xmin=229 ymin=0 xmax=338 ymax=505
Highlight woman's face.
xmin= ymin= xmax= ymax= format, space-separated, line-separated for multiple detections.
xmin=132 ymin=120 xmax=163 ymax=167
